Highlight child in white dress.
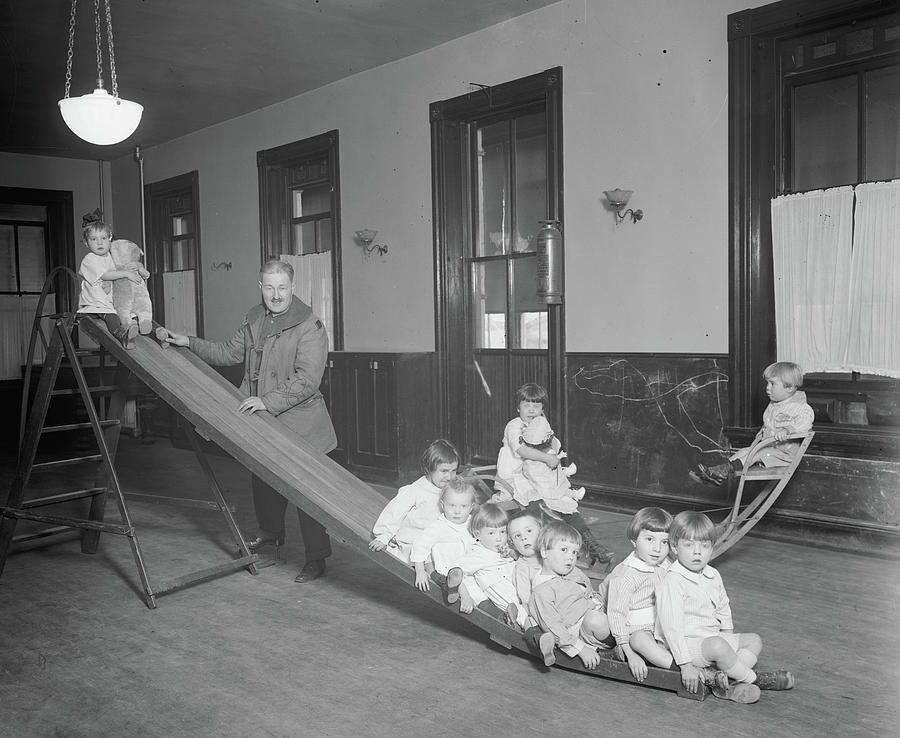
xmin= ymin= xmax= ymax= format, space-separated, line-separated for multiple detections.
xmin=369 ymin=439 xmax=459 ymax=564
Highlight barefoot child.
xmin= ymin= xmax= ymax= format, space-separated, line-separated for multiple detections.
xmin=369 ymin=439 xmax=460 ymax=563
xmin=446 ymin=504 xmax=530 ymax=628
xmin=598 ymin=507 xmax=676 ymax=682
xmin=528 ymin=521 xmax=613 ymax=669
xmin=695 ymin=362 xmax=814 ymax=485
xmin=409 ymin=479 xmax=477 ymax=601
xmin=656 ymin=511 xmax=795 ymax=703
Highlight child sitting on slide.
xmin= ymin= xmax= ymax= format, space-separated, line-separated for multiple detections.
xmin=409 ymin=479 xmax=477 ymax=601
xmin=528 ymin=521 xmax=614 ymax=669
xmin=447 ymin=503 xmax=530 ymax=629
xmin=694 ymin=362 xmax=814 ymax=486
xmin=369 ymin=439 xmax=460 ymax=564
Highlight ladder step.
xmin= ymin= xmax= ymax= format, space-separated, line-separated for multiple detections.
xmin=0 ymin=508 xmax=132 ymax=535
xmin=20 ymin=488 xmax=108 ymax=509
xmin=32 ymin=455 xmax=104 ymax=470
xmin=51 ymin=385 xmax=119 ymax=396
xmin=11 ymin=526 xmax=80 ymax=546
xmin=153 ymin=555 xmax=259 ymax=598
xmin=40 ymin=420 xmax=120 ymax=434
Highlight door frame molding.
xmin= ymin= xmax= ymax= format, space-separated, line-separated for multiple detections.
xmin=429 ymin=67 xmax=565 ymax=452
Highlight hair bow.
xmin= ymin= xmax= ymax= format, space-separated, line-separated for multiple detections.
xmin=81 ymin=208 xmax=103 ymax=228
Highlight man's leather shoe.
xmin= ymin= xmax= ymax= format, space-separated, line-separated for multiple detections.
xmin=294 ymin=559 xmax=326 ymax=583
xmin=244 ymin=533 xmax=284 ymax=552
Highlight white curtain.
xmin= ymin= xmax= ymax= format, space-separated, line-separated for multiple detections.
xmin=280 ymin=252 xmax=333 ymax=348
xmin=846 ymin=180 xmax=900 ymax=378
xmin=771 ymin=186 xmax=854 ymax=373
xmin=0 ymin=294 xmax=46 ymax=380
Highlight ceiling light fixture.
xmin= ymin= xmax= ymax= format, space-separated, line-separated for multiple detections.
xmin=58 ymin=0 xmax=143 ymax=146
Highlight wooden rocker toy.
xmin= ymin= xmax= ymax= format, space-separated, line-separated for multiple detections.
xmin=711 ymin=431 xmax=815 ymax=559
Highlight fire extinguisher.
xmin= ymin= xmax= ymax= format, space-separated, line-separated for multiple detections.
xmin=536 ymin=219 xmax=563 ymax=304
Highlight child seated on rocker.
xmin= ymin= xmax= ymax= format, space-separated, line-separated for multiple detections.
xmin=409 ymin=479 xmax=477 ymax=602
xmin=655 ymin=511 xmax=795 ymax=703
xmin=528 ymin=521 xmax=614 ymax=669
xmin=369 ymin=439 xmax=460 ymax=564
xmin=694 ymin=362 xmax=814 ymax=486
xmin=597 ymin=507 xmax=677 ymax=683
xmin=492 ymin=382 xmax=613 ymax=568
xmin=447 ymin=503 xmax=531 ymax=629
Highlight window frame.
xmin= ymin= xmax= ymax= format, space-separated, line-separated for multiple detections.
xmin=257 ymin=130 xmax=343 ymax=349
xmin=727 ymin=0 xmax=900 ymax=460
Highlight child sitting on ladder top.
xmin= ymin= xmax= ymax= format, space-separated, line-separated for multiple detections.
xmin=369 ymin=439 xmax=460 ymax=564
xmin=409 ymin=479 xmax=479 ymax=602
xmin=655 ymin=511 xmax=795 ymax=703
xmin=528 ymin=521 xmax=614 ymax=669
xmin=76 ymin=210 xmax=145 ymax=349
xmin=694 ymin=362 xmax=814 ymax=486
xmin=493 ymin=382 xmax=613 ymax=568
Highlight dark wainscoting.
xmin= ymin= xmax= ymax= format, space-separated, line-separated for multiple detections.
xmin=565 ymin=353 xmax=900 ymax=552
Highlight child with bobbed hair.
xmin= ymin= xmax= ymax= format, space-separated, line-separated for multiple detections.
xmin=446 ymin=503 xmax=530 ymax=629
xmin=597 ymin=507 xmax=676 ymax=682
xmin=655 ymin=511 xmax=794 ymax=703
xmin=695 ymin=362 xmax=814 ymax=486
xmin=370 ymin=439 xmax=460 ymax=564
xmin=528 ymin=521 xmax=613 ymax=669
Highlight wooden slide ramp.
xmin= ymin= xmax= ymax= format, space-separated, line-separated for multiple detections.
xmin=79 ymin=318 xmax=702 ymax=700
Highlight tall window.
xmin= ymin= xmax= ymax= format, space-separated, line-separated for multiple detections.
xmin=472 ymin=109 xmax=548 ymax=351
xmin=729 ymin=0 xmax=900 ymax=453
xmin=258 ymin=131 xmax=343 ymax=349
xmin=0 ymin=205 xmax=48 ymax=379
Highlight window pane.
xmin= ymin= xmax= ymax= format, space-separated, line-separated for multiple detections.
xmin=169 ymin=237 xmax=194 ymax=271
xmin=793 ymin=75 xmax=858 ymax=190
xmin=511 ymin=256 xmax=547 ymax=349
xmin=172 ymin=214 xmax=193 ymax=237
xmin=293 ymin=184 xmax=331 ymax=218
xmin=473 ymin=259 xmax=507 ymax=349
xmin=17 ymin=226 xmax=46 ymax=291
xmin=0 ymin=225 xmax=15 ymax=291
xmin=514 ymin=113 xmax=546 ymax=253
xmin=292 ymin=220 xmax=318 ymax=255
xmin=476 ymin=121 xmax=511 ymax=257
xmin=317 ymin=217 xmax=333 ymax=253
xmin=865 ymin=66 xmax=900 ymax=182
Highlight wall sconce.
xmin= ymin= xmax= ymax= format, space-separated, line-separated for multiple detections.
xmin=603 ymin=189 xmax=644 ymax=225
xmin=211 ymin=261 xmax=232 ymax=271
xmin=355 ymin=229 xmax=388 ymax=256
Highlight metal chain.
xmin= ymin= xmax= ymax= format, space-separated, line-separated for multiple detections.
xmin=64 ymin=0 xmax=77 ymax=98
xmin=104 ymin=0 xmax=118 ymax=98
xmin=94 ymin=0 xmax=103 ymax=87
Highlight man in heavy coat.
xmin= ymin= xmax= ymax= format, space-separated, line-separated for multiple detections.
xmin=164 ymin=259 xmax=337 ymax=582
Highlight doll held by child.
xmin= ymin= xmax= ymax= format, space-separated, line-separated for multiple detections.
xmin=518 ymin=415 xmax=584 ymax=514
xmin=109 ymin=239 xmax=154 ymax=336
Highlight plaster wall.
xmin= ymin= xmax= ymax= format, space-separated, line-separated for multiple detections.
xmin=99 ymin=0 xmax=771 ymax=350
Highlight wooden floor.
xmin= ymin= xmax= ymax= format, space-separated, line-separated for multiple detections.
xmin=0 ymin=436 xmax=898 ymax=737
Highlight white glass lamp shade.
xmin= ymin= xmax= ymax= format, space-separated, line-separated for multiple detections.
xmin=355 ymin=229 xmax=377 ymax=244
xmin=58 ymin=88 xmax=143 ymax=145
xmin=603 ymin=189 xmax=633 ymax=207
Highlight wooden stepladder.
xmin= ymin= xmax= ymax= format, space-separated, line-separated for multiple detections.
xmin=0 ymin=269 xmax=258 ymax=608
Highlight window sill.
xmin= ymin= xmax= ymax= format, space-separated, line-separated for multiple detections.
xmin=725 ymin=425 xmax=900 ymax=462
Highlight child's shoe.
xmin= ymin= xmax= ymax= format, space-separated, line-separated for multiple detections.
xmin=116 ymin=321 xmax=139 ymax=349
xmin=505 ymin=603 xmax=522 ymax=630
xmin=694 ymin=463 xmax=727 ymax=486
xmin=444 ymin=567 xmax=463 ymax=605
xmin=700 ymin=667 xmax=730 ymax=690
xmin=754 ymin=670 xmax=794 ymax=690
xmin=582 ymin=530 xmax=614 ymax=570
xmin=711 ymin=682 xmax=761 ymax=704
xmin=538 ymin=632 xmax=556 ymax=667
